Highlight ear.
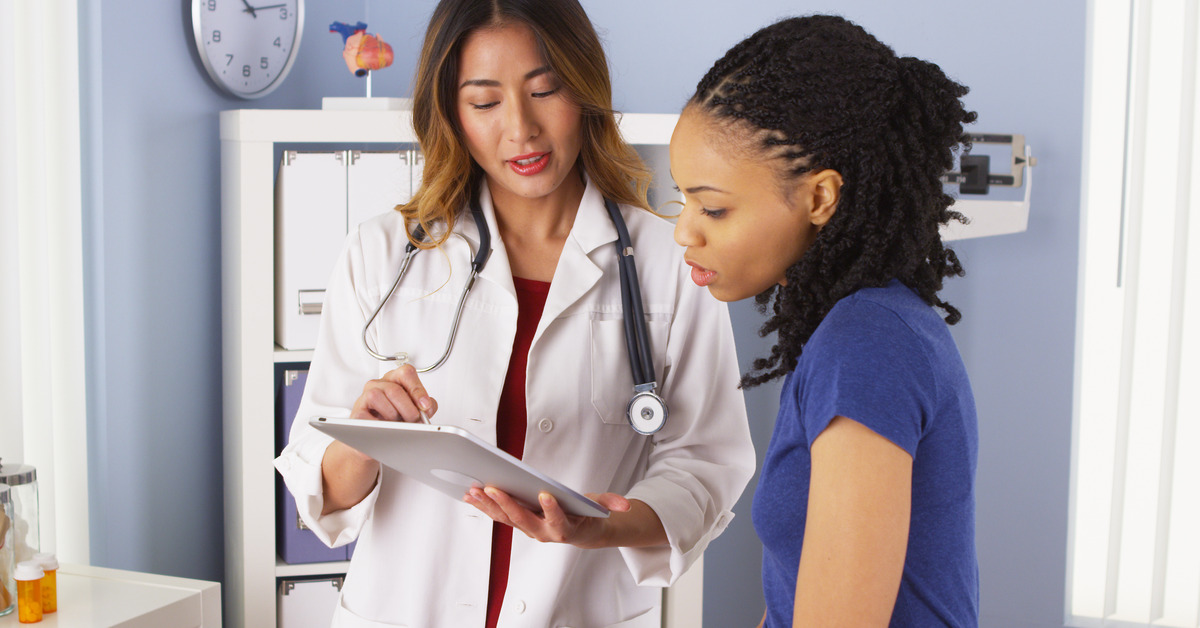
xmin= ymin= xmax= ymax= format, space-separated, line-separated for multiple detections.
xmin=805 ymin=169 xmax=843 ymax=227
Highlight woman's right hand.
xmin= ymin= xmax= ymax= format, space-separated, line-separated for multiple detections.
xmin=350 ymin=363 xmax=439 ymax=423
xmin=320 ymin=364 xmax=438 ymax=515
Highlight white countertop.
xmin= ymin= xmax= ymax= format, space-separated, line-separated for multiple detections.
xmin=1 ymin=564 xmax=220 ymax=628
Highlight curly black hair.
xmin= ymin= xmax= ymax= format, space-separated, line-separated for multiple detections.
xmin=688 ymin=14 xmax=976 ymax=387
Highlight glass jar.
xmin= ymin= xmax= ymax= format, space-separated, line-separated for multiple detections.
xmin=0 ymin=461 xmax=38 ymax=564
xmin=1 ymin=485 xmax=14 ymax=617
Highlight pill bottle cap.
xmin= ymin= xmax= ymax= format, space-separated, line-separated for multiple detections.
xmin=33 ymin=553 xmax=58 ymax=570
xmin=14 ymin=561 xmax=43 ymax=581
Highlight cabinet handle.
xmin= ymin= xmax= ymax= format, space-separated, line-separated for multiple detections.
xmin=298 ymin=289 xmax=324 ymax=315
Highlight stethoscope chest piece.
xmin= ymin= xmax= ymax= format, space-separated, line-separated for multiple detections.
xmin=628 ymin=387 xmax=668 ymax=435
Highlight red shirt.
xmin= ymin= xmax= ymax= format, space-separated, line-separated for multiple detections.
xmin=485 ymin=277 xmax=550 ymax=628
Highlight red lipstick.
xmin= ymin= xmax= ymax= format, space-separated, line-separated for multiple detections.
xmin=508 ymin=151 xmax=550 ymax=176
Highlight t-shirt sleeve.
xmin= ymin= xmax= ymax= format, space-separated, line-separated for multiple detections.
xmin=795 ymin=299 xmax=937 ymax=457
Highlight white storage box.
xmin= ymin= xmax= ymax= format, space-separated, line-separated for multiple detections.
xmin=275 ymin=151 xmax=349 ymax=351
xmin=278 ymin=576 xmax=343 ymax=628
xmin=274 ymin=149 xmax=419 ymax=350
xmin=348 ymin=150 xmax=412 ymax=231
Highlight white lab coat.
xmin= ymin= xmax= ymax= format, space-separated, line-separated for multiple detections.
xmin=275 ymin=178 xmax=755 ymax=628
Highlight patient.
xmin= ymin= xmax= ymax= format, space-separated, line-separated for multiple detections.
xmin=670 ymin=14 xmax=980 ymax=627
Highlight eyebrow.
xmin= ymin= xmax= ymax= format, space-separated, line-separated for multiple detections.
xmin=459 ymin=65 xmax=553 ymax=89
xmin=684 ymin=185 xmax=728 ymax=194
xmin=669 ymin=170 xmax=729 ymax=195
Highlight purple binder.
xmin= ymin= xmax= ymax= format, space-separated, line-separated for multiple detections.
xmin=277 ymin=368 xmax=353 ymax=564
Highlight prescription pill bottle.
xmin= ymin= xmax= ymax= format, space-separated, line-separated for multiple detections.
xmin=0 ymin=486 xmax=14 ymax=617
xmin=14 ymin=561 xmax=42 ymax=623
xmin=31 ymin=554 xmax=56 ymax=614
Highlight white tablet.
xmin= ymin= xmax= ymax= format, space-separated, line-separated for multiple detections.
xmin=309 ymin=417 xmax=610 ymax=518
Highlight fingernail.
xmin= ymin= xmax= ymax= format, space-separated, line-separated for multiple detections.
xmin=539 ymin=492 xmax=551 ymax=504
xmin=419 ymin=397 xmax=434 ymax=412
xmin=484 ymin=487 xmax=499 ymax=498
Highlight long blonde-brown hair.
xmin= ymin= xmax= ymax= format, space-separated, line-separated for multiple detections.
xmin=401 ymin=0 xmax=652 ymax=247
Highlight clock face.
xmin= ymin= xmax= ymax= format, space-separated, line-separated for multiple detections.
xmin=192 ymin=0 xmax=304 ymax=99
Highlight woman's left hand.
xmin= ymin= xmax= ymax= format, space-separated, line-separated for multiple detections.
xmin=464 ymin=487 xmax=632 ymax=549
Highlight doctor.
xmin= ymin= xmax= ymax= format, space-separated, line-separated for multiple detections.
xmin=274 ymin=1 xmax=756 ymax=627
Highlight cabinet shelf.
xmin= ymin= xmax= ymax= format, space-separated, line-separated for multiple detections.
xmin=274 ymin=346 xmax=314 ymax=363
xmin=275 ymin=558 xmax=352 ymax=579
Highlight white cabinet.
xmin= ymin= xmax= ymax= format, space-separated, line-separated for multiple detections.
xmin=0 ymin=564 xmax=222 ymax=628
xmin=219 ymin=108 xmax=700 ymax=628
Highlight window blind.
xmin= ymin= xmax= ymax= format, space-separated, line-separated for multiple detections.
xmin=1070 ymin=0 xmax=1200 ymax=625
xmin=0 ymin=0 xmax=89 ymax=564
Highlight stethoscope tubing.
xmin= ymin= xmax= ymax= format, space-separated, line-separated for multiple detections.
xmin=605 ymin=198 xmax=656 ymax=388
xmin=363 ymin=193 xmax=665 ymax=433
xmin=361 ymin=202 xmax=490 ymax=371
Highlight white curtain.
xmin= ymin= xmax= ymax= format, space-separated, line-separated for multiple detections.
xmin=0 ymin=0 xmax=90 ymax=564
xmin=1070 ymin=0 xmax=1200 ymax=625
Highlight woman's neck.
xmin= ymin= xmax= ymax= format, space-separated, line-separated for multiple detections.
xmin=489 ymin=169 xmax=586 ymax=240
xmin=488 ymin=169 xmax=586 ymax=282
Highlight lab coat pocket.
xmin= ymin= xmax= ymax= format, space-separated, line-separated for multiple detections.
xmin=555 ymin=605 xmax=660 ymax=628
xmin=589 ymin=315 xmax=669 ymax=425
xmin=331 ymin=595 xmax=409 ymax=628
xmin=598 ymin=604 xmax=661 ymax=628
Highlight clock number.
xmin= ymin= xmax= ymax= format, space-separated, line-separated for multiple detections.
xmin=195 ymin=0 xmax=299 ymax=97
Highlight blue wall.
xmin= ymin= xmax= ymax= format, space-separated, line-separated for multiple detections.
xmin=79 ymin=1 xmax=1085 ymax=626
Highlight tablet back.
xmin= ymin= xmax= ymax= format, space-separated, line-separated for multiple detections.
xmin=309 ymin=417 xmax=609 ymax=518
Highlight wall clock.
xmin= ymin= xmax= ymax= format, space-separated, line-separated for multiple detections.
xmin=191 ymin=0 xmax=305 ymax=99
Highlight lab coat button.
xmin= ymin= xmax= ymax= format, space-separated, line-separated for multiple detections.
xmin=513 ymin=599 xmax=526 ymax=614
xmin=538 ymin=418 xmax=553 ymax=433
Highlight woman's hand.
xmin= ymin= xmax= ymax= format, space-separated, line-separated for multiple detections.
xmin=350 ymin=363 xmax=438 ymax=423
xmin=463 ymin=487 xmax=667 ymax=549
xmin=321 ymin=364 xmax=439 ymax=515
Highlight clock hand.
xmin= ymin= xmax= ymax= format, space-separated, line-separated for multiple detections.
xmin=246 ymin=3 xmax=287 ymax=11
xmin=240 ymin=0 xmax=257 ymax=17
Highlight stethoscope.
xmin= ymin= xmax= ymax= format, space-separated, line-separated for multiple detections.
xmin=361 ymin=194 xmax=669 ymax=435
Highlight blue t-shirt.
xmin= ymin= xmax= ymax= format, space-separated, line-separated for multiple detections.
xmin=752 ymin=280 xmax=979 ymax=627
